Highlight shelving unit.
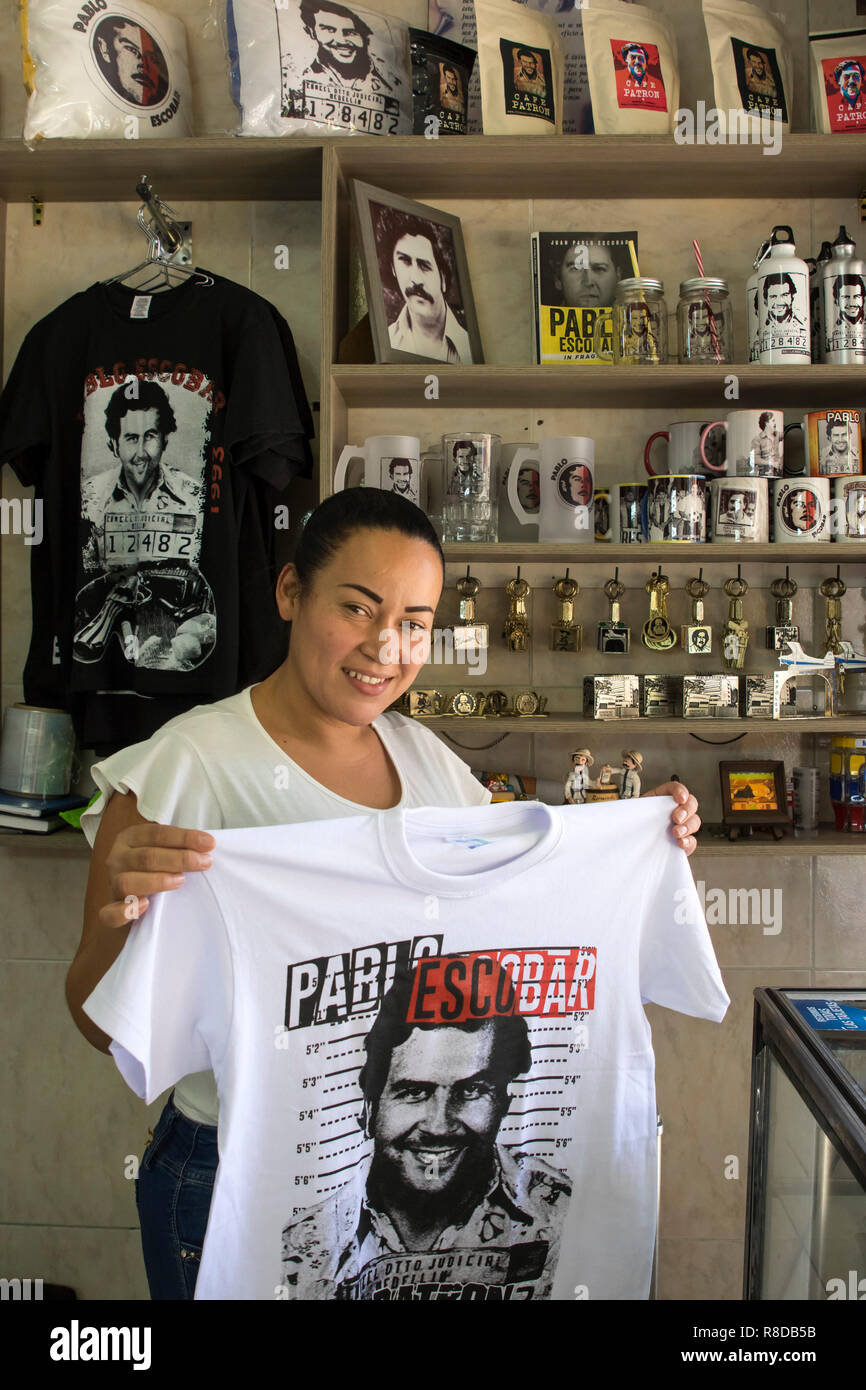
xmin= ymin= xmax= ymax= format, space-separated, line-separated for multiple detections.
xmin=1 ymin=131 xmax=864 ymax=850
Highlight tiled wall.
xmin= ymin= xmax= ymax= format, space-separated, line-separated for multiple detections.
xmin=1 ymin=0 xmax=863 ymax=1302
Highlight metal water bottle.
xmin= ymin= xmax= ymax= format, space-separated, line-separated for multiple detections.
xmin=756 ymin=225 xmax=811 ymax=364
xmin=811 ymin=240 xmax=832 ymax=363
xmin=821 ymin=225 xmax=866 ymax=365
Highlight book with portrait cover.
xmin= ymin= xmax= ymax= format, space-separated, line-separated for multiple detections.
xmin=531 ymin=230 xmax=638 ymax=364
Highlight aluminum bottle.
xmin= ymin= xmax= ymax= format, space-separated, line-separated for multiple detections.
xmin=810 ymin=241 xmax=832 ymax=363
xmin=821 ymin=225 xmax=866 ymax=365
xmin=756 ymin=225 xmax=811 ymax=364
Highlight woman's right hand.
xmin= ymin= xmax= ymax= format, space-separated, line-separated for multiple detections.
xmin=101 ymin=821 xmax=216 ymax=929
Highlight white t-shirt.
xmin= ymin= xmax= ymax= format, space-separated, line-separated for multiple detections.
xmin=80 ymin=685 xmax=491 ymax=1124
xmin=82 ymin=796 xmax=729 ymax=1301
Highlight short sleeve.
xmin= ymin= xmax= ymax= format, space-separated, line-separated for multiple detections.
xmin=638 ymin=825 xmax=730 ymax=1023
xmin=0 ymin=322 xmax=52 ymax=488
xmin=80 ymin=727 xmax=224 ymax=847
xmin=82 ymin=867 xmax=233 ymax=1103
xmin=223 ymin=300 xmax=315 ymax=486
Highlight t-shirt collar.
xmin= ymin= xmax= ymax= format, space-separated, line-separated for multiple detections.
xmin=377 ymin=801 xmax=562 ymax=897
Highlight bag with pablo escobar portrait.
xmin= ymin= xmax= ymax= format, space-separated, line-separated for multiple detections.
xmin=226 ymin=0 xmax=413 ymax=136
xmin=20 ymin=0 xmax=193 ymax=140
xmin=810 ymin=32 xmax=866 ymax=134
xmin=475 ymin=0 xmax=563 ymax=134
xmin=581 ymin=0 xmax=678 ymax=135
xmin=702 ymin=0 xmax=793 ymax=131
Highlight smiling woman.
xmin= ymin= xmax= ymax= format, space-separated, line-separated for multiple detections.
xmin=66 ymin=485 xmax=700 ymax=1300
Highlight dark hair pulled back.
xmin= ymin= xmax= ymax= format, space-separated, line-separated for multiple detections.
xmin=292 ymin=487 xmax=445 ymax=595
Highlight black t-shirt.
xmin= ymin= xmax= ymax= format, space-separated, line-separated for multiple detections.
xmin=0 ymin=272 xmax=314 ymax=748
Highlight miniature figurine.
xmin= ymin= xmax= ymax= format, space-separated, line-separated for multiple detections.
xmin=564 ymin=748 xmax=594 ymax=804
xmin=619 ymin=749 xmax=643 ymax=798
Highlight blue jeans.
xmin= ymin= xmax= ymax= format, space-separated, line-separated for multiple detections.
xmin=134 ymin=1091 xmax=218 ymax=1300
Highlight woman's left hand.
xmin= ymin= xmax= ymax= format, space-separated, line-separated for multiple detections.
xmin=641 ymin=781 xmax=700 ymax=856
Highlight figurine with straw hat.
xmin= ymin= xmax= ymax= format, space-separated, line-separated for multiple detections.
xmin=620 ymin=750 xmax=643 ymax=799
xmin=565 ymin=747 xmax=594 ymax=804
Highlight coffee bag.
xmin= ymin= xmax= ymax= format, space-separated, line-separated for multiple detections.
xmin=409 ymin=27 xmax=476 ymax=135
xmin=581 ymin=0 xmax=678 ymax=135
xmin=475 ymin=0 xmax=564 ymax=134
xmin=810 ymin=32 xmax=866 ymax=134
xmin=21 ymin=0 xmax=192 ymax=140
xmin=702 ymin=0 xmax=792 ymax=131
xmin=227 ymin=0 xmax=413 ymax=136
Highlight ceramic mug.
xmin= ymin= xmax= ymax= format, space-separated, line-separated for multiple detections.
xmin=771 ymin=477 xmax=830 ymax=541
xmin=508 ymin=436 xmax=594 ymax=542
xmin=708 ymin=477 xmax=769 ymax=542
xmin=645 ymin=420 xmax=726 ymax=476
xmin=641 ymin=474 xmax=707 ymax=542
xmin=611 ymin=482 xmax=648 ymax=543
xmin=499 ymin=443 xmax=539 ymax=541
xmin=783 ymin=409 xmax=862 ymax=477
xmin=700 ymin=409 xmax=784 ymax=477
xmin=334 ymin=435 xmax=422 ymax=500
xmin=831 ymin=476 xmax=866 ymax=542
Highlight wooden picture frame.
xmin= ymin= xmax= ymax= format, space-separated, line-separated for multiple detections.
xmin=718 ymin=760 xmax=790 ymax=840
xmin=349 ymin=177 xmax=484 ymax=366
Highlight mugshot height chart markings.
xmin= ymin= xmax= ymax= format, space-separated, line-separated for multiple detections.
xmin=82 ymin=797 xmax=729 ymax=1301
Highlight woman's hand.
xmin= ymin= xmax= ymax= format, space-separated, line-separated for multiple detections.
xmin=101 ymin=821 xmax=216 ymax=928
xmin=641 ymin=781 xmax=701 ymax=856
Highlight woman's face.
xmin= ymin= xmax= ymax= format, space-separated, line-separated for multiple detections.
xmin=276 ymin=527 xmax=443 ymax=724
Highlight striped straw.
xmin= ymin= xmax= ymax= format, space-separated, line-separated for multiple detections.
xmin=692 ymin=239 xmax=722 ymax=363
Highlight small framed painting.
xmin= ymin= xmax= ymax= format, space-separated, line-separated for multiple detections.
xmin=719 ymin=760 xmax=790 ymax=840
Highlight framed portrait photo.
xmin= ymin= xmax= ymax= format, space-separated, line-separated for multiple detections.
xmin=719 ymin=760 xmax=790 ymax=839
xmin=350 ymin=178 xmax=484 ymax=365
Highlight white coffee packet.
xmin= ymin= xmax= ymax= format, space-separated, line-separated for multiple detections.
xmin=475 ymin=0 xmax=564 ymax=134
xmin=702 ymin=0 xmax=792 ymax=132
xmin=581 ymin=0 xmax=679 ymax=134
xmin=810 ymin=32 xmax=866 ymax=134
xmin=21 ymin=0 xmax=193 ymax=140
xmin=227 ymin=0 xmax=413 ymax=137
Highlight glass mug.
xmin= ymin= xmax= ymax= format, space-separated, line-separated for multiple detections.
xmin=441 ymin=433 xmax=500 ymax=541
xmin=507 ymin=437 xmax=594 ymax=542
xmin=592 ymin=278 xmax=668 ymax=366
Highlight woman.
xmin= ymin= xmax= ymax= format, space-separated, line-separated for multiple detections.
xmin=66 ymin=488 xmax=701 ymax=1299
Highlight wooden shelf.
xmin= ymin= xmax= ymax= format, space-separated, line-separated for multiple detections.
xmin=0 ymin=132 xmax=863 ymax=204
xmin=693 ymin=824 xmax=866 ymax=855
xmin=0 ymin=136 xmax=324 ymax=202
xmin=331 ymin=362 xmax=866 ymax=409
xmin=440 ymin=541 xmax=865 ymax=564
xmin=333 ymin=133 xmax=866 ymax=200
xmin=420 ymin=715 xmax=866 ymax=734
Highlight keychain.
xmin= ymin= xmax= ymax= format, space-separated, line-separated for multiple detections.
xmin=641 ymin=568 xmax=676 ymax=651
xmin=551 ymin=571 xmax=581 ymax=652
xmin=722 ymin=569 xmax=750 ymax=671
xmin=503 ymin=570 xmax=531 ymax=651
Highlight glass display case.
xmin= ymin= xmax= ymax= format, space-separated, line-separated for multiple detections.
xmin=745 ymin=988 xmax=866 ymax=1299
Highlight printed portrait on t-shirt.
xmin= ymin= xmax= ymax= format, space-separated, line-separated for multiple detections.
xmin=74 ymin=368 xmax=217 ymax=672
xmin=279 ymin=950 xmax=583 ymax=1299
